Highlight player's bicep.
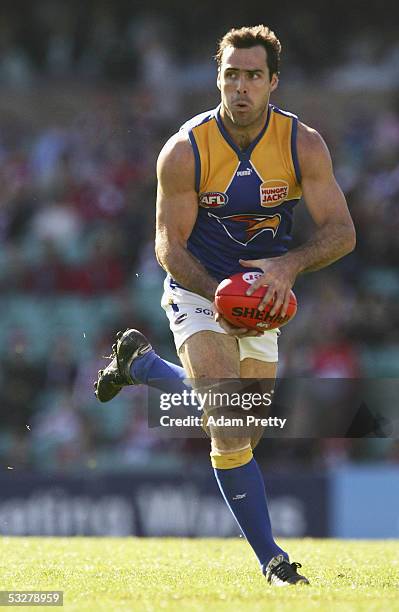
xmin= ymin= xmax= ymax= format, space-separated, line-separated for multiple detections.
xmin=298 ymin=124 xmax=353 ymax=228
xmin=155 ymin=134 xmax=198 ymax=250
xmin=156 ymin=189 xmax=198 ymax=247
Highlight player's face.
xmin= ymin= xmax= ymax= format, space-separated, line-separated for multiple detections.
xmin=217 ymin=45 xmax=278 ymax=128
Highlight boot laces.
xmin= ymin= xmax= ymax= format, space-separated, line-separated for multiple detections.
xmin=273 ymin=560 xmax=302 ymax=581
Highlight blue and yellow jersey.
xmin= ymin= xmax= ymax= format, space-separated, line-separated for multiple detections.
xmin=178 ymin=104 xmax=302 ymax=283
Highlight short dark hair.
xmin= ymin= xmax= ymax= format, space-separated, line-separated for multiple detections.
xmin=215 ymin=25 xmax=281 ymax=78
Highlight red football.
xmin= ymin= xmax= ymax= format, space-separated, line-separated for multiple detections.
xmin=215 ymin=271 xmax=297 ymax=331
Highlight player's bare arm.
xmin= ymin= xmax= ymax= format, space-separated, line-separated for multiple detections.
xmin=155 ymin=133 xmax=218 ymax=301
xmin=243 ymin=122 xmax=356 ymax=316
xmin=156 ymin=132 xmax=261 ymax=338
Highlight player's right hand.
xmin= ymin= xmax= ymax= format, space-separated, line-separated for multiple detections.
xmin=212 ymin=302 xmax=264 ymax=338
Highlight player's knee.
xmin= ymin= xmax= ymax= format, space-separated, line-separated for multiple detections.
xmin=189 ymin=370 xmax=239 ymax=380
xmin=210 ymin=436 xmax=252 ymax=469
xmin=250 ymin=425 xmax=265 ymax=450
xmin=211 ymin=435 xmax=251 ymax=452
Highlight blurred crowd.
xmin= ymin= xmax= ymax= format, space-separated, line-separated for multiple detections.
xmin=0 ymin=1 xmax=398 ymax=89
xmin=0 ymin=2 xmax=398 ymax=472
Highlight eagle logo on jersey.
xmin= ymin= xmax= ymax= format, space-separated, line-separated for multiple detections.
xmin=208 ymin=212 xmax=281 ymax=246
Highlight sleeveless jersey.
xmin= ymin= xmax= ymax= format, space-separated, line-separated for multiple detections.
xmin=175 ymin=104 xmax=302 ymax=285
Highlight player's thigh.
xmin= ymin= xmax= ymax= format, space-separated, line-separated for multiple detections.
xmin=239 ymin=333 xmax=278 ymax=401
xmin=240 ymin=359 xmax=277 ymax=450
xmin=240 ymin=358 xmax=277 ymax=379
xmin=178 ymin=330 xmax=240 ymax=378
xmin=240 ymin=356 xmax=277 ymax=398
xmin=179 ymin=332 xmax=250 ymax=451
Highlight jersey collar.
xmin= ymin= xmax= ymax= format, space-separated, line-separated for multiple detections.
xmin=215 ymin=104 xmax=271 ymax=161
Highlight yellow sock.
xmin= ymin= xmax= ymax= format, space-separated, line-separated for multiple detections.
xmin=210 ymin=445 xmax=253 ymax=469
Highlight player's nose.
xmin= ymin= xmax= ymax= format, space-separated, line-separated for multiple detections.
xmin=236 ymin=76 xmax=248 ymax=94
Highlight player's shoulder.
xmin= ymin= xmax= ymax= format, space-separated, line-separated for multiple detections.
xmin=297 ymin=121 xmax=332 ymax=175
xmin=297 ymin=121 xmax=330 ymax=156
xmin=179 ymin=107 xmax=217 ymax=133
xmin=269 ymin=104 xmax=298 ymax=121
xmin=158 ymin=131 xmax=193 ymax=170
xmin=157 ymin=108 xmax=216 ymax=184
xmin=157 ymin=130 xmax=195 ymax=191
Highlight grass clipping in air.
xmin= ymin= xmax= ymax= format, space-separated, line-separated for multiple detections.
xmin=0 ymin=538 xmax=398 ymax=611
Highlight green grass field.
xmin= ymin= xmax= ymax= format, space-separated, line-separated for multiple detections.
xmin=0 ymin=538 xmax=398 ymax=611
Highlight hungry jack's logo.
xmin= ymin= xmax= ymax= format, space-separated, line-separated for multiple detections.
xmin=208 ymin=212 xmax=281 ymax=246
xmin=260 ymin=180 xmax=289 ymax=207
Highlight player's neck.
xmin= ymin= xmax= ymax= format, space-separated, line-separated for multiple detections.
xmin=220 ymin=106 xmax=269 ymax=151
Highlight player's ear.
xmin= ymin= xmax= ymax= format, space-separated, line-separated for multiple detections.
xmin=217 ymin=70 xmax=221 ymax=91
xmin=270 ymin=73 xmax=279 ymax=92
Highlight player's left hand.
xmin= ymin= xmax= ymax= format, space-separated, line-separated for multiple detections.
xmin=212 ymin=301 xmax=264 ymax=337
xmin=239 ymin=255 xmax=299 ymax=317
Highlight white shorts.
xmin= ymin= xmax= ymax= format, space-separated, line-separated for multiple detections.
xmin=161 ymin=278 xmax=279 ymax=362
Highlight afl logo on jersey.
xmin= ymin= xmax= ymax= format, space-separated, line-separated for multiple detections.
xmin=260 ymin=180 xmax=289 ymax=207
xmin=199 ymin=192 xmax=228 ymax=208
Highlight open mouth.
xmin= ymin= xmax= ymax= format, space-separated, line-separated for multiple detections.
xmin=234 ymin=101 xmax=251 ymax=110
